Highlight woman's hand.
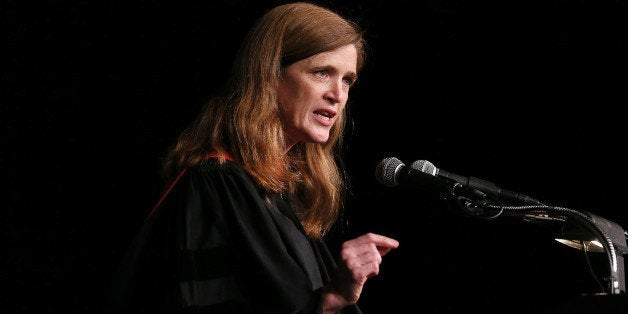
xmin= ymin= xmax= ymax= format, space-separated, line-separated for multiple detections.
xmin=322 ymin=232 xmax=399 ymax=313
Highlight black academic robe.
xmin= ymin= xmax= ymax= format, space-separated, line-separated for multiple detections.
xmin=104 ymin=158 xmax=361 ymax=314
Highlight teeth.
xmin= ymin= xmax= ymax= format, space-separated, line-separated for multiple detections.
xmin=316 ymin=112 xmax=331 ymax=119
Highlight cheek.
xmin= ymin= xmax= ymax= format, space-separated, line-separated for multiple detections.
xmin=282 ymin=90 xmax=310 ymax=118
xmin=278 ymin=85 xmax=297 ymax=117
xmin=285 ymin=102 xmax=308 ymax=125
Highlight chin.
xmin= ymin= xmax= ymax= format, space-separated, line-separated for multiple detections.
xmin=308 ymin=135 xmax=330 ymax=144
xmin=300 ymin=129 xmax=330 ymax=144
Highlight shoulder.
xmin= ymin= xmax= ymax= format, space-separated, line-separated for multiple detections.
xmin=184 ymin=158 xmax=260 ymax=196
xmin=197 ymin=157 xmax=241 ymax=171
xmin=189 ymin=158 xmax=248 ymax=180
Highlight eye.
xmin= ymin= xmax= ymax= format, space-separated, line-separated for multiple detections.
xmin=315 ymin=69 xmax=329 ymax=78
xmin=342 ymin=77 xmax=355 ymax=87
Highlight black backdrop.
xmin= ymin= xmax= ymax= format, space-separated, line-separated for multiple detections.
xmin=3 ymin=0 xmax=628 ymax=313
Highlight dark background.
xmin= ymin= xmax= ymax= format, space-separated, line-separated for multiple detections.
xmin=3 ymin=0 xmax=628 ymax=313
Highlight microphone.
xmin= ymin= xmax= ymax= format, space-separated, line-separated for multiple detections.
xmin=411 ymin=159 xmax=542 ymax=205
xmin=375 ymin=157 xmax=461 ymax=198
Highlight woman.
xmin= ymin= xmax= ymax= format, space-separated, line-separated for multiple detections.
xmin=105 ymin=2 xmax=399 ymax=313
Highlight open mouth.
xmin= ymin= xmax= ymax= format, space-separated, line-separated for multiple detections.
xmin=314 ymin=109 xmax=336 ymax=120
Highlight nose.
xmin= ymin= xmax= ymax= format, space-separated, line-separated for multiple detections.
xmin=324 ymin=79 xmax=348 ymax=105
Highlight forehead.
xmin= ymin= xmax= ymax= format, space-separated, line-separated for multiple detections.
xmin=301 ymin=44 xmax=358 ymax=72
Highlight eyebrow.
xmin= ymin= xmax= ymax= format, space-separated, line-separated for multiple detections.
xmin=347 ymin=71 xmax=358 ymax=82
xmin=325 ymin=65 xmax=357 ymax=80
xmin=313 ymin=63 xmax=358 ymax=83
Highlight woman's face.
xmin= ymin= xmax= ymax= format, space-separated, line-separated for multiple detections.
xmin=277 ymin=44 xmax=358 ymax=149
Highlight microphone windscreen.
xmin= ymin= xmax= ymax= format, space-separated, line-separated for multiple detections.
xmin=411 ymin=160 xmax=438 ymax=176
xmin=375 ymin=157 xmax=404 ymax=187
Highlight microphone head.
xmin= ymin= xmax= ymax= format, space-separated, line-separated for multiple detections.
xmin=411 ymin=160 xmax=438 ymax=176
xmin=375 ymin=157 xmax=404 ymax=187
